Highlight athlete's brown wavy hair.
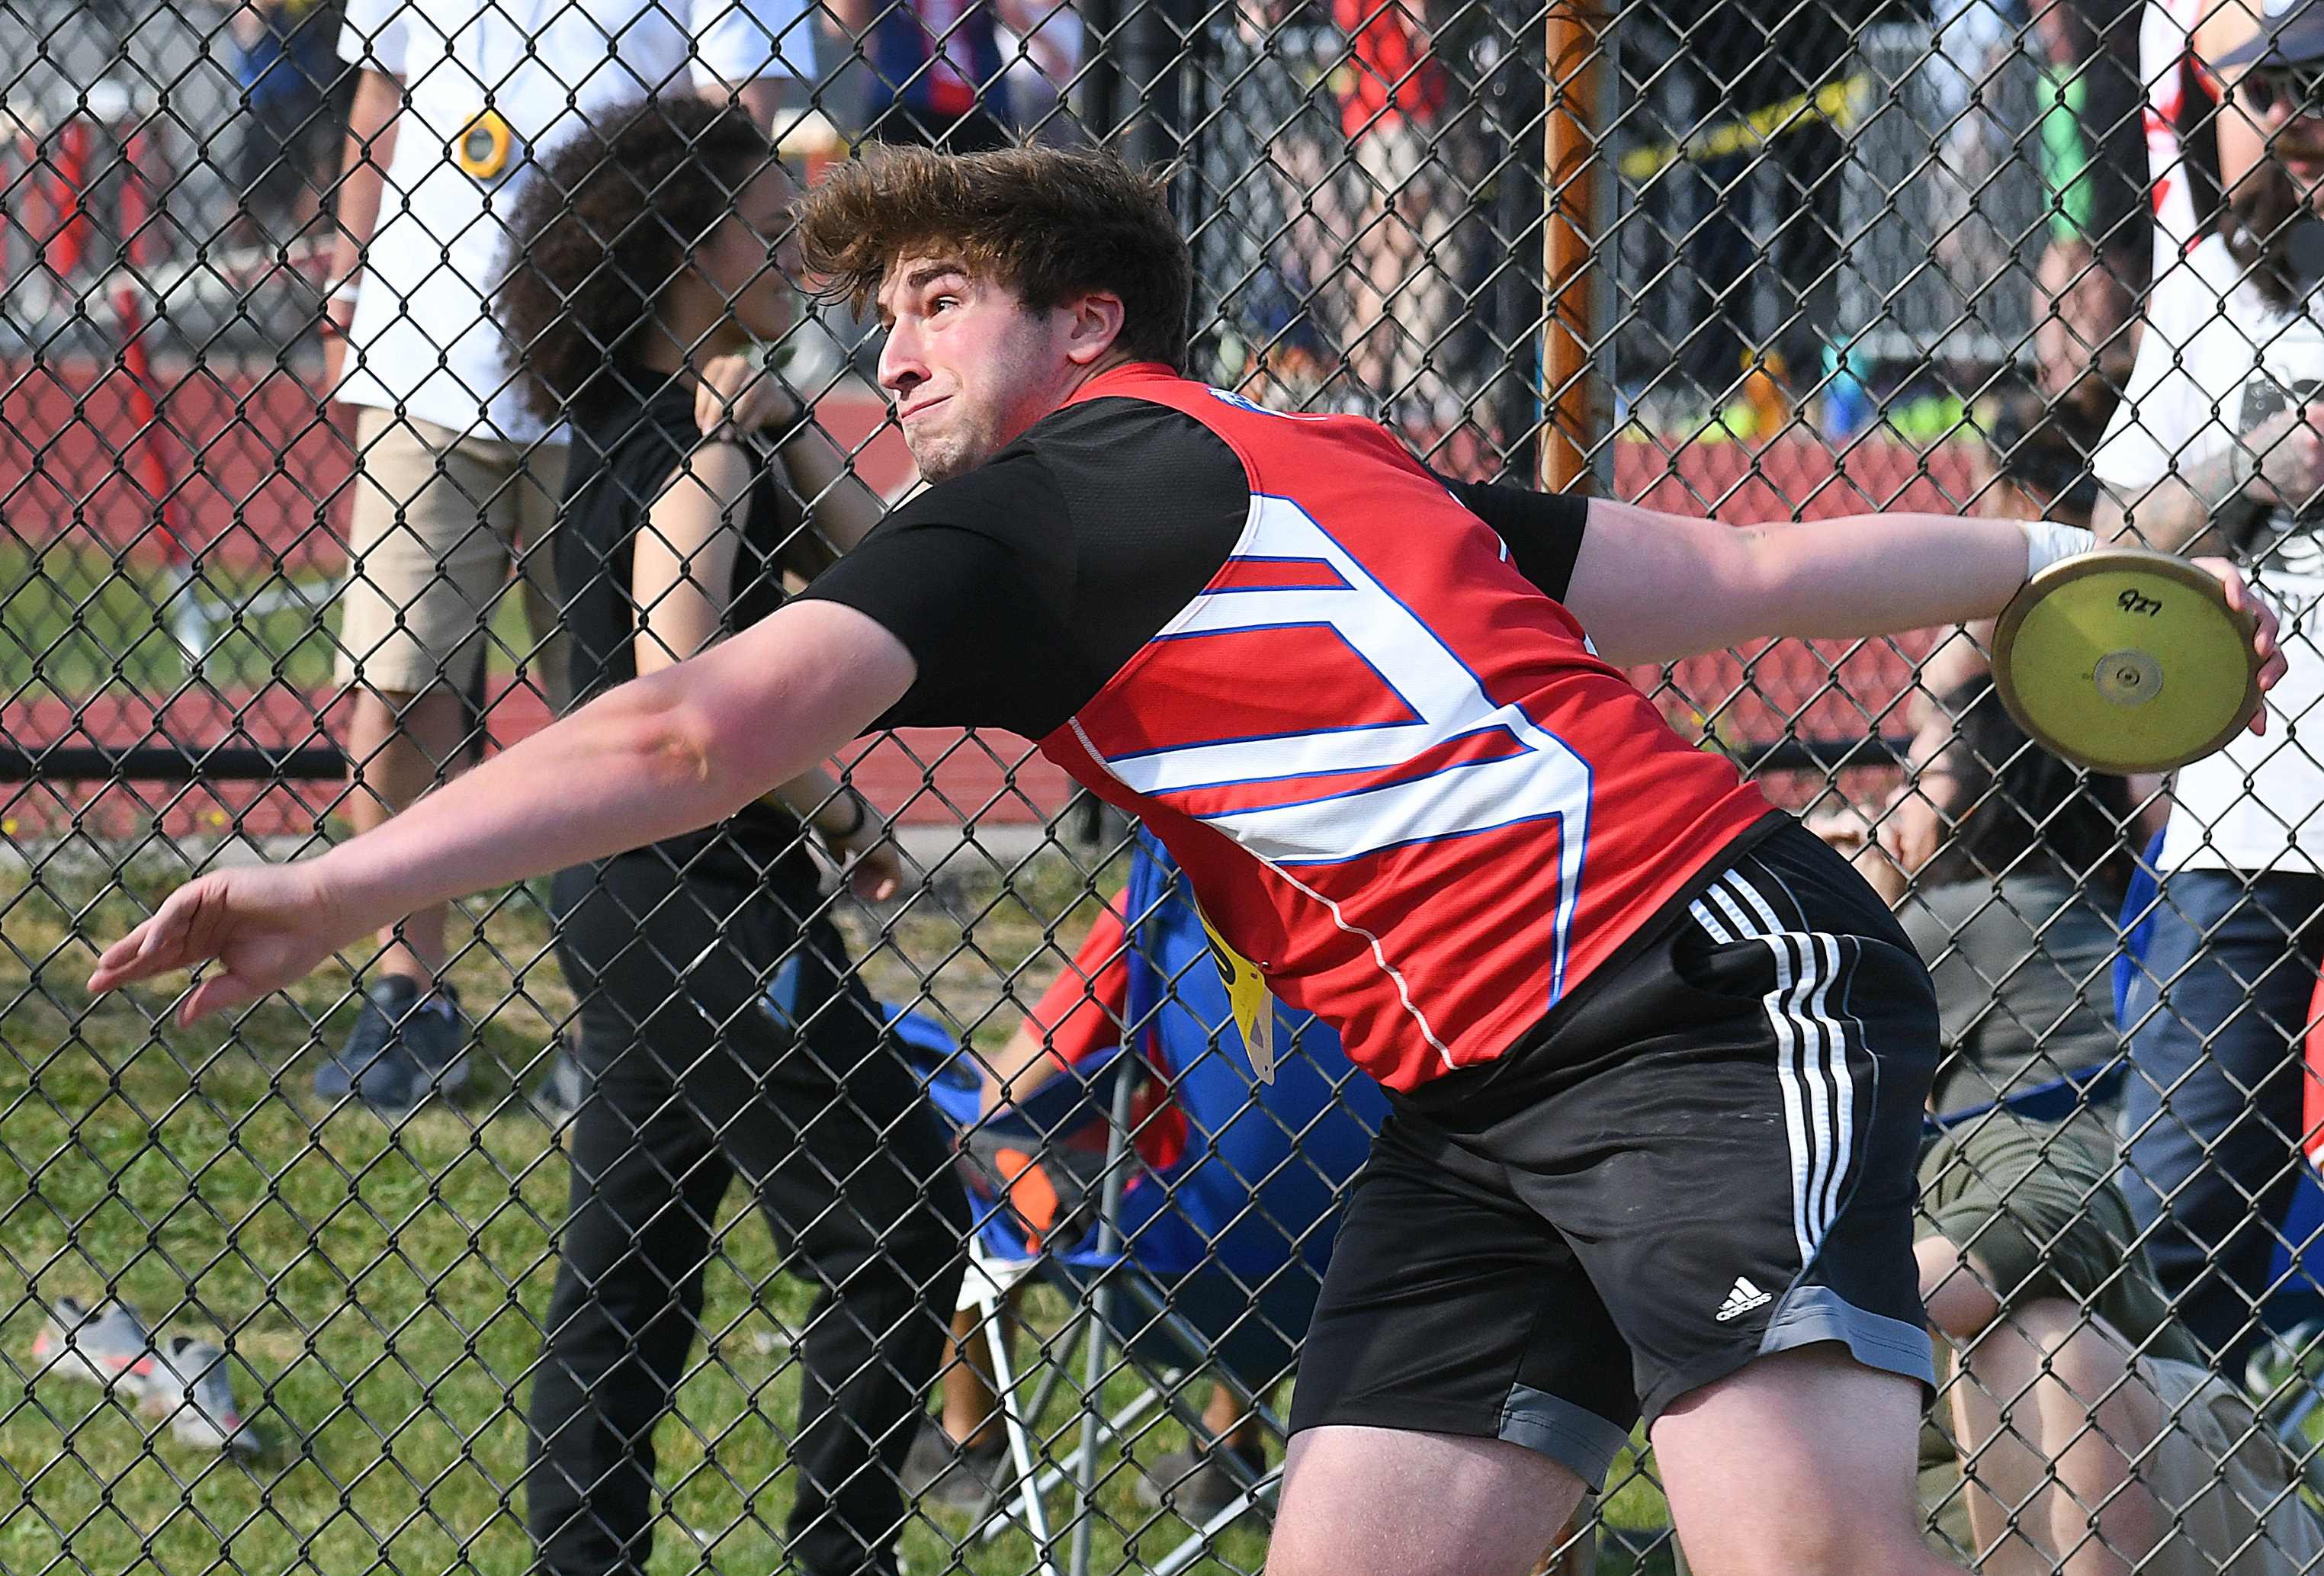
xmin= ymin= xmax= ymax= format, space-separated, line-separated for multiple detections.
xmin=498 ymin=97 xmax=775 ymax=419
xmin=797 ymin=144 xmax=1192 ymax=373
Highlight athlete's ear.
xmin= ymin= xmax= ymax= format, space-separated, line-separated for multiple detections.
xmin=1062 ymin=290 xmax=1126 ymax=366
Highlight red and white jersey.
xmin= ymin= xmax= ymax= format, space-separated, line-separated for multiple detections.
xmin=1035 ymin=370 xmax=1773 ymax=1091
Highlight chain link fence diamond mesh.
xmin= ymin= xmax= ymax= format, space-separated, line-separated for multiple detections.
xmin=4 ymin=0 xmax=2324 ymax=1572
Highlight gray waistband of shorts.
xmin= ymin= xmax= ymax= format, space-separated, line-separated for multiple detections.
xmin=1498 ymin=1385 xmax=1633 ymax=1490
xmin=1758 ymin=1285 xmax=1936 ymax=1389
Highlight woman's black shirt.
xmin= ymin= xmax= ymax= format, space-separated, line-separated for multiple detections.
xmin=557 ymin=366 xmax=817 ymax=888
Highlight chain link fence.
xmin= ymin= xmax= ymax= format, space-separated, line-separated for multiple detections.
xmin=5 ymin=0 xmax=2324 ymax=1571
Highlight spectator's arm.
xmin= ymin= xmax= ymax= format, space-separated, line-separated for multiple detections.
xmin=982 ymin=896 xmax=1134 ymax=1112
xmin=982 ymin=1019 xmax=1067 ymax=1114
xmin=702 ymin=74 xmax=791 ymax=126
xmin=322 ymin=66 xmax=400 ymax=386
xmin=635 ymin=445 xmax=753 ymax=676
xmin=778 ymin=423 xmax=885 ymax=568
xmin=2095 ymin=405 xmax=2324 ymax=551
xmin=1915 ymin=1234 xmax=2001 ymax=1339
xmin=2095 ymin=457 xmax=2248 ymax=553
xmin=636 ymin=442 xmax=900 ymax=897
xmin=692 ymin=357 xmax=886 ymax=562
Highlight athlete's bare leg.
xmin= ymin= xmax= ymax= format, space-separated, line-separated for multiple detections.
xmin=1653 ymin=1343 xmax=1965 ymax=1576
xmin=1265 ymin=1424 xmax=1586 ymax=1576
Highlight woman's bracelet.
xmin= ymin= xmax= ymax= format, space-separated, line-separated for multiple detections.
xmin=767 ymin=402 xmax=814 ymax=449
xmin=817 ymin=791 xmax=868 ymax=844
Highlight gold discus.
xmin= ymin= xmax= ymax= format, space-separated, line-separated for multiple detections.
xmin=1989 ymin=547 xmax=2262 ymax=775
xmin=454 ymin=108 xmax=515 ymax=181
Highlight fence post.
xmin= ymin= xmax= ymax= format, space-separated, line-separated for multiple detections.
xmin=1542 ymin=0 xmax=1601 ymax=492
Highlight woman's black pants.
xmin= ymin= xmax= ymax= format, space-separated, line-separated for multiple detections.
xmin=529 ymin=852 xmax=966 ymax=1576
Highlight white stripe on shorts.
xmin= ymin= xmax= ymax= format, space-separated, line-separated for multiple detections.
xmin=1687 ymin=868 xmax=1858 ymax=1265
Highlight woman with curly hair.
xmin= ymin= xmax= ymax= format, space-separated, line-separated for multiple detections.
xmin=497 ymin=97 xmax=967 ymax=1576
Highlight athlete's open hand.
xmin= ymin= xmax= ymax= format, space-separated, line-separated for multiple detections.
xmin=2191 ymin=556 xmax=2288 ymax=731
xmin=88 ymin=862 xmax=348 ymax=1024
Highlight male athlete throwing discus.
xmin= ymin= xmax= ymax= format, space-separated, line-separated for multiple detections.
xmin=92 ymin=148 xmax=2282 ymax=1576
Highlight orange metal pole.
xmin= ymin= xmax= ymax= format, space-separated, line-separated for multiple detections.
xmin=1542 ymin=0 xmax=1601 ymax=492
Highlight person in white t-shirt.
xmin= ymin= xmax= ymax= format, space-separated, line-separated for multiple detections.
xmin=313 ymin=0 xmax=811 ymax=1111
xmin=2094 ymin=0 xmax=2324 ymax=1362
xmin=2096 ymin=0 xmax=2236 ymax=487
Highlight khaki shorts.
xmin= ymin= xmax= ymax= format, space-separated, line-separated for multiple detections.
xmin=335 ymin=406 xmax=569 ymax=706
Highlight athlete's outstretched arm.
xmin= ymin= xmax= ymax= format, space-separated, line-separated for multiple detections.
xmin=1563 ymin=500 xmax=2284 ymax=690
xmin=88 ymin=601 xmax=915 ymax=1021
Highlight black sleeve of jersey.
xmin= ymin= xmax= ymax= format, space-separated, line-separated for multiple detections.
xmin=1439 ymin=477 xmax=1591 ymax=603
xmin=791 ymin=452 xmax=1112 ymax=737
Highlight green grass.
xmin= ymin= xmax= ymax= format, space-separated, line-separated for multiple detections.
xmin=0 ymin=538 xmax=345 ymax=701
xmin=0 ymin=538 xmax=546 ymax=704
xmin=0 ymin=843 xmax=1378 ymax=1574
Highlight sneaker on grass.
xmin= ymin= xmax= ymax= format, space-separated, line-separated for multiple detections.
xmin=143 ymin=1334 xmax=262 ymax=1457
xmin=526 ymin=1036 xmax=590 ymax=1128
xmin=901 ymin=1419 xmax=1012 ymax=1512
xmin=32 ymin=1297 xmax=156 ymax=1395
xmin=315 ymin=977 xmax=469 ymax=1113
xmin=1135 ymin=1438 xmax=1270 ymax=1526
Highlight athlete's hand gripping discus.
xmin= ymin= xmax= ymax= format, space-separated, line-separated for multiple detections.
xmin=1990 ymin=547 xmax=2265 ymax=774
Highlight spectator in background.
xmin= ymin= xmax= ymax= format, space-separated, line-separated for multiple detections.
xmin=230 ymin=0 xmax=350 ymax=246
xmin=997 ymin=0 xmax=1081 ymax=136
xmin=2094 ymin=0 xmax=2238 ymax=491
xmin=1330 ymin=0 xmax=1455 ymax=429
xmin=1812 ymin=685 xmax=2321 ymax=1576
xmin=316 ymin=0 xmax=806 ymax=1112
xmin=2091 ymin=0 xmax=2324 ymax=1365
xmin=2030 ymin=0 xmax=2151 ymax=410
xmin=830 ymin=0 xmax=1048 ymax=150
xmin=1867 ymin=679 xmax=2133 ymax=1121
xmin=498 ymin=99 xmax=965 ymax=1576
xmin=1915 ymin=1111 xmax=2323 ymax=1576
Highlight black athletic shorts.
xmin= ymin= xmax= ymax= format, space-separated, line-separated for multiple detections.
xmin=1286 ymin=817 xmax=1939 ymax=1489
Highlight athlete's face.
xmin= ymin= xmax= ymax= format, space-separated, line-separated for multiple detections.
xmin=875 ymin=255 xmax=1122 ymax=483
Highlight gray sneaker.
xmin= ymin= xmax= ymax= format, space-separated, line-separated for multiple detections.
xmin=142 ymin=1334 xmax=261 ymax=1456
xmin=33 ymin=1297 xmax=156 ymax=1395
xmin=1135 ymin=1440 xmax=1268 ymax=1525
xmin=526 ymin=1038 xmax=590 ymax=1128
xmin=315 ymin=977 xmax=470 ymax=1112
xmin=901 ymin=1420 xmax=1011 ymax=1511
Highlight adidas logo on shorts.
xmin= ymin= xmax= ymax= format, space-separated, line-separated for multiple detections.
xmin=1714 ymin=1276 xmax=1773 ymax=1322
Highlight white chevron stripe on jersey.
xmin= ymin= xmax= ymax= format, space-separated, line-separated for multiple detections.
xmin=1082 ymin=492 xmax=1595 ymax=997
xmin=1687 ymin=870 xmax=1857 ymax=1264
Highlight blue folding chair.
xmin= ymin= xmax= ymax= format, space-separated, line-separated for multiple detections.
xmin=905 ymin=836 xmax=1387 ymax=1576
